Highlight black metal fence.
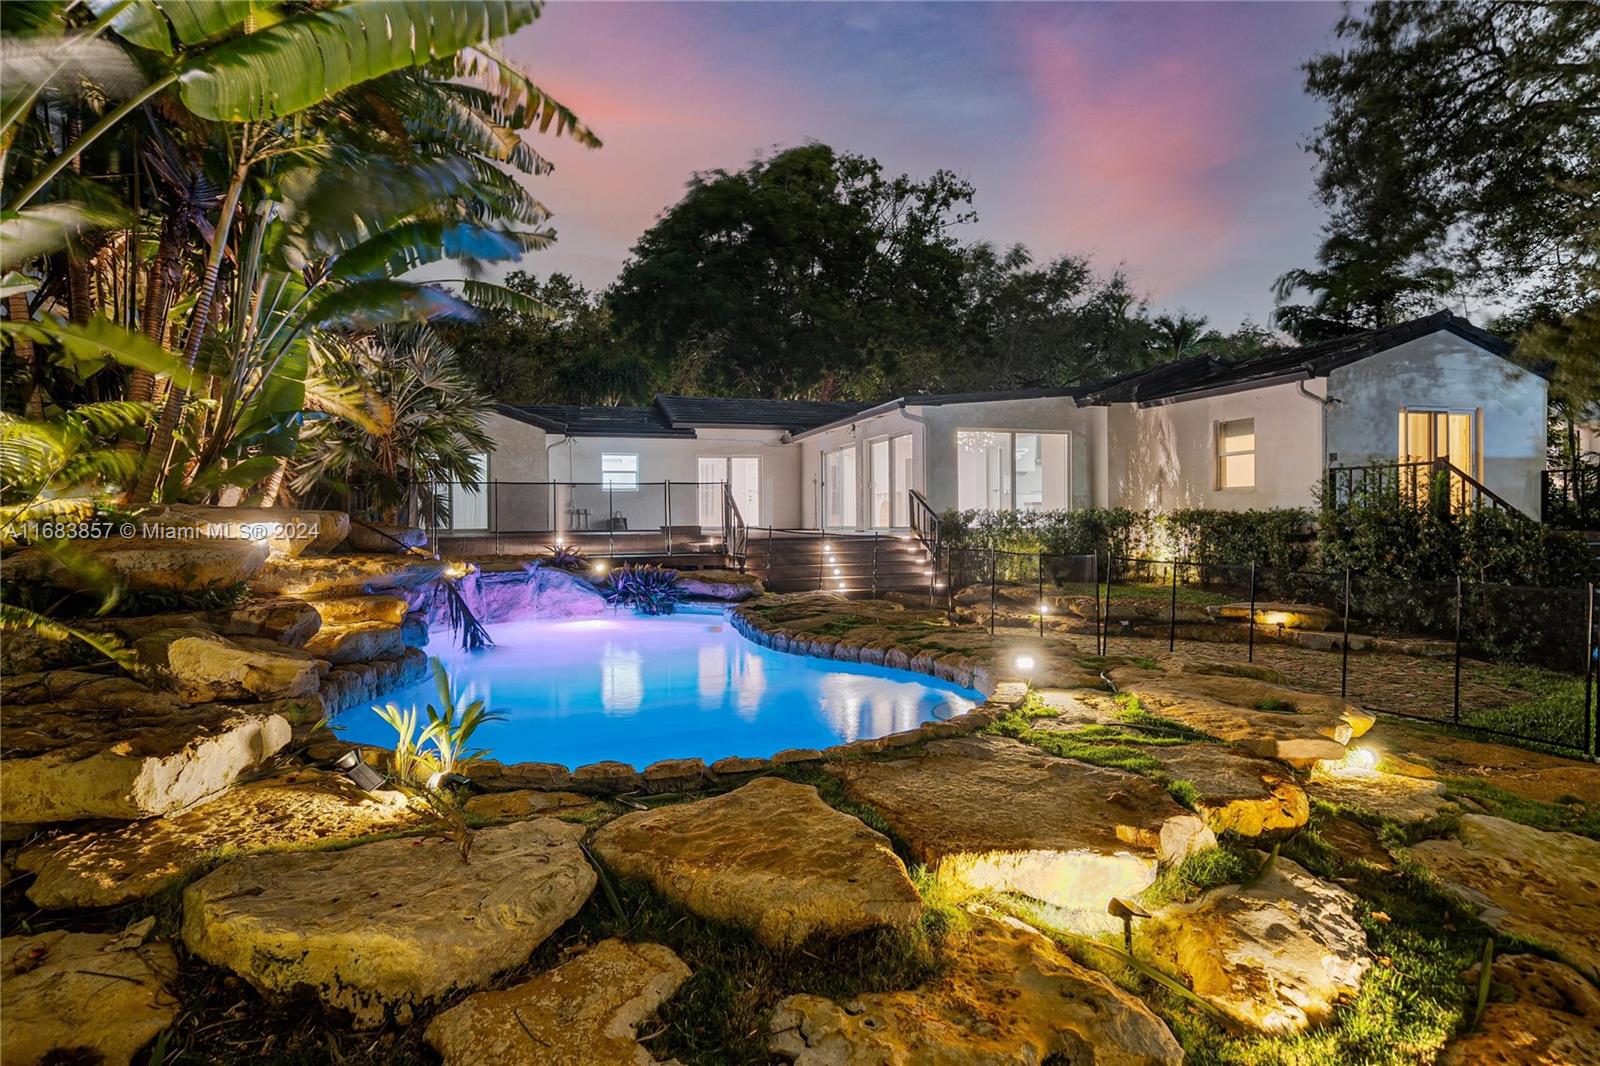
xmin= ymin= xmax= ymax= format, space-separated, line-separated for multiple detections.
xmin=938 ymin=545 xmax=1598 ymax=756
xmin=1542 ymin=460 xmax=1600 ymax=530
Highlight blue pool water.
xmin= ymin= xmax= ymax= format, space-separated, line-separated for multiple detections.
xmin=333 ymin=608 xmax=982 ymax=769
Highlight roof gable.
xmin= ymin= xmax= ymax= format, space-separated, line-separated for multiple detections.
xmin=1079 ymin=310 xmax=1519 ymax=405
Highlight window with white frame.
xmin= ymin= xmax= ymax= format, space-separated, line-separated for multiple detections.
xmin=1216 ymin=418 xmax=1256 ymax=489
xmin=600 ymin=452 xmax=639 ymax=491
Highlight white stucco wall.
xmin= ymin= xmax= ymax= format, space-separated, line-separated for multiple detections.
xmin=798 ymin=407 xmax=927 ymax=528
xmin=1325 ymin=335 xmax=1547 ymax=516
xmin=545 ymin=429 xmax=800 ymax=528
xmin=1110 ymin=379 xmax=1328 ymax=512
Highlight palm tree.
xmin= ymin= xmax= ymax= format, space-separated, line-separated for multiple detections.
xmin=291 ymin=326 xmax=494 ymax=522
xmin=2 ymin=0 xmax=597 ymax=503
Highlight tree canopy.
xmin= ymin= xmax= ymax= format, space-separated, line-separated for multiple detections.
xmin=1277 ymin=0 xmax=1599 ymax=375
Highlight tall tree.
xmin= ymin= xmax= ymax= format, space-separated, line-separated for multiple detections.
xmin=1277 ymin=1 xmax=1598 ymax=349
xmin=608 ymin=144 xmax=975 ymax=397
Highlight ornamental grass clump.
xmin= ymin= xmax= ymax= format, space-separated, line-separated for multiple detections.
xmin=544 ymin=542 xmax=587 ymax=572
xmin=605 ymin=563 xmax=683 ymax=615
xmin=371 ymin=657 xmax=505 ymax=862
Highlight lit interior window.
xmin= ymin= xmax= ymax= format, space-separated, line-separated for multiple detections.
xmin=1216 ymin=418 xmax=1256 ymax=489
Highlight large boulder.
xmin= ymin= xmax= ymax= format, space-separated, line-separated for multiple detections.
xmin=1 ymin=535 xmax=269 ymax=592
xmin=17 ymin=770 xmax=417 ymax=909
xmin=1112 ymin=673 xmax=1372 ymax=767
xmin=591 ymin=777 xmax=923 ymax=949
xmin=342 ymin=521 xmax=427 ymax=554
xmin=424 ymin=940 xmax=690 ymax=1066
xmin=1211 ymin=601 xmax=1337 ymax=631
xmin=1146 ymin=743 xmax=1309 ymax=837
xmin=828 ymin=735 xmax=1214 ymax=917
xmin=134 ymin=626 xmax=323 ymax=701
xmin=141 ymin=505 xmax=349 ymax=557
xmin=2 ymin=923 xmax=179 ymax=1066
xmin=769 ymin=915 xmax=1183 ymax=1065
xmin=528 ymin=562 xmax=607 ymax=618
xmin=1406 ymin=815 xmax=1600 ymax=982
xmin=209 ymin=598 xmax=323 ymax=647
xmin=1438 ymin=954 xmax=1600 ymax=1066
xmin=182 ymin=820 xmax=596 ymax=1027
xmin=1307 ymin=763 xmax=1459 ymax=823
xmin=318 ymin=645 xmax=430 ymax=714
xmin=306 ymin=593 xmax=411 ymax=627
xmin=2 ymin=699 xmax=291 ymax=824
xmin=678 ymin=568 xmax=765 ymax=601
xmin=250 ymin=554 xmax=447 ymax=598
xmin=1143 ymin=856 xmax=1372 ymax=1033
xmin=301 ymin=620 xmax=406 ymax=664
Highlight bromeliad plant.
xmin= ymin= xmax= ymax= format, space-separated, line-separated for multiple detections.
xmin=543 ymin=542 xmax=586 ymax=572
xmin=604 ymin=563 xmax=683 ymax=616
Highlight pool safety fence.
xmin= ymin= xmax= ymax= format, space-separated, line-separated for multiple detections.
xmin=938 ymin=545 xmax=1598 ymax=758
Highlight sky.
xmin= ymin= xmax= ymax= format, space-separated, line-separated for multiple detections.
xmin=493 ymin=1 xmax=1343 ymax=332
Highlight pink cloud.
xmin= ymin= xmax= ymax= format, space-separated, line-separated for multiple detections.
xmin=1008 ymin=13 xmax=1260 ymax=300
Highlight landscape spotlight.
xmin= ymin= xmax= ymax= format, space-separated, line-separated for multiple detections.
xmin=1345 ymin=746 xmax=1379 ymax=771
xmin=333 ymin=750 xmax=386 ymax=792
xmin=1015 ymin=653 xmax=1036 ymax=690
xmin=593 ymin=561 xmax=609 ymax=575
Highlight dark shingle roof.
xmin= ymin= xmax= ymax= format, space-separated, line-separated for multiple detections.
xmin=653 ymin=395 xmax=871 ymax=432
xmin=1080 ymin=311 xmax=1517 ymax=405
xmin=499 ymin=403 xmax=693 ymax=438
xmin=497 ymin=395 xmax=875 ymax=437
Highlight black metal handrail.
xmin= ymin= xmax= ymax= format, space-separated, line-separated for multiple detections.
xmin=722 ymin=481 xmax=748 ymax=571
xmin=1543 ymin=459 xmax=1600 ymax=530
xmin=1324 ymin=458 xmax=1526 ymax=518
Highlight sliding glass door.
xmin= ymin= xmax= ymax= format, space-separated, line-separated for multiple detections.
xmin=822 ymin=446 xmax=857 ymax=529
xmin=868 ymin=434 xmax=915 ymax=529
xmin=956 ymin=430 xmax=1069 ymax=512
xmin=697 ymin=456 xmax=760 ymax=527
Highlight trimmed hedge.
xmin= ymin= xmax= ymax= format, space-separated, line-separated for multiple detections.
xmin=939 ymin=503 xmax=1595 ymax=588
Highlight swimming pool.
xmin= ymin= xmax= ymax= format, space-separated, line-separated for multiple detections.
xmin=334 ymin=608 xmax=982 ymax=769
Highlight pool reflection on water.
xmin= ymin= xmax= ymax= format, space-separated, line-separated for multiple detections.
xmin=333 ymin=609 xmax=981 ymax=769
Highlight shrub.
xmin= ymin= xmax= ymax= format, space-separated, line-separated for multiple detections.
xmin=543 ymin=543 xmax=586 ymax=572
xmin=605 ymin=564 xmax=684 ymax=615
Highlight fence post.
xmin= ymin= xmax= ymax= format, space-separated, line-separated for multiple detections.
xmin=1167 ymin=558 xmax=1179 ymax=652
xmin=1091 ymin=551 xmax=1101 ymax=656
xmin=928 ymin=541 xmax=936 ymax=609
xmin=1038 ymin=551 xmax=1045 ymax=638
xmin=1103 ymin=554 xmax=1116 ymax=655
xmin=1586 ymin=583 xmax=1595 ymax=759
xmin=1247 ymin=562 xmax=1258 ymax=663
xmin=608 ymin=484 xmax=615 ymax=559
xmin=1340 ymin=567 xmax=1352 ymax=700
xmin=664 ymin=481 xmax=672 ymax=557
xmin=492 ymin=481 xmax=500 ymax=557
xmin=989 ymin=549 xmax=997 ymax=636
xmin=1453 ymin=574 xmax=1464 ymax=724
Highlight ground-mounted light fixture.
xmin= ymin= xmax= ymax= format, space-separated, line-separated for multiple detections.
xmin=593 ymin=561 xmax=609 ymax=576
xmin=334 ymin=750 xmax=386 ymax=792
xmin=1015 ymin=653 xmax=1036 ymax=690
xmin=1344 ymin=746 xmax=1379 ymax=771
xmin=424 ymin=770 xmax=481 ymax=793
xmin=1107 ymin=896 xmax=1150 ymax=953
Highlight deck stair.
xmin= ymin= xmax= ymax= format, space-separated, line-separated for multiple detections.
xmin=743 ymin=530 xmax=941 ymax=597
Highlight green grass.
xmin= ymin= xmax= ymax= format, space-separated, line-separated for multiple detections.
xmin=1253 ymin=696 xmax=1296 ymax=713
xmin=1456 ymin=664 xmax=1590 ymax=752
xmin=1441 ymin=776 xmax=1600 ymax=839
xmin=985 ymin=694 xmax=1202 ymax=780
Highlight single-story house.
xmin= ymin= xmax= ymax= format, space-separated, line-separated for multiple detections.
xmin=450 ymin=311 xmax=1548 ymax=544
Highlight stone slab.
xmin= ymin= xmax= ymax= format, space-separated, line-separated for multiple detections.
xmin=591 ymin=777 xmax=922 ymax=949
xmin=424 ymin=939 xmax=689 ymax=1066
xmin=182 ymin=820 xmax=596 ymax=1027
xmin=828 ymin=735 xmax=1214 ymax=913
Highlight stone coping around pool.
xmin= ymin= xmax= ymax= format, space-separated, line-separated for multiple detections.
xmin=310 ymin=686 xmax=1025 ymax=798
